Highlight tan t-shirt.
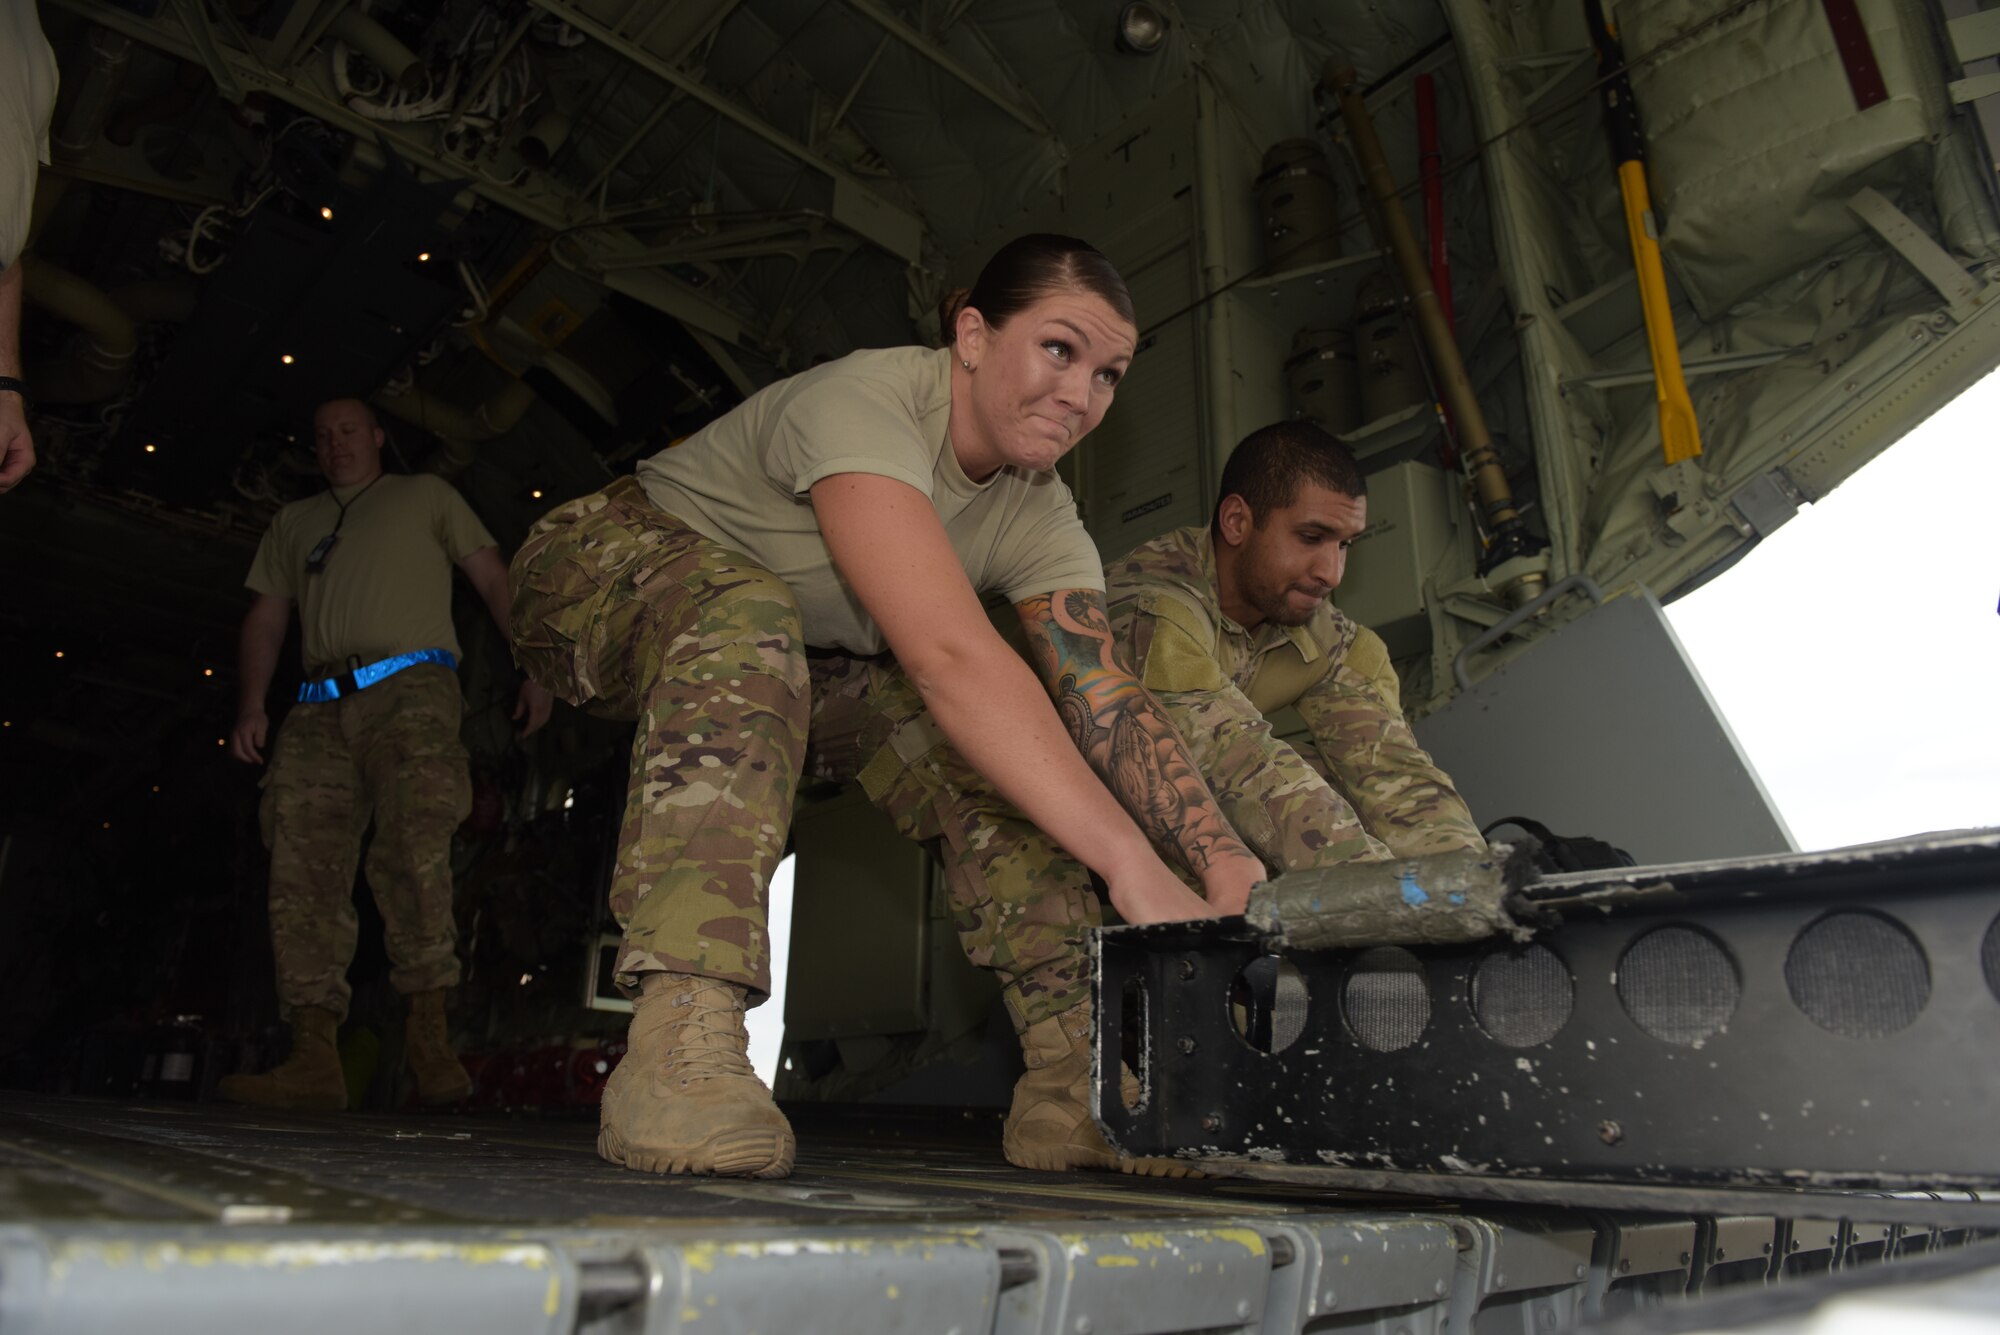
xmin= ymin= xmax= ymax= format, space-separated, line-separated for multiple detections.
xmin=636 ymin=344 xmax=1103 ymax=654
xmin=246 ymin=473 xmax=496 ymax=673
xmin=1 ymin=0 xmax=59 ymax=269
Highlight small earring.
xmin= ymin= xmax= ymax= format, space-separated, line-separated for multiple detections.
xmin=961 ymin=358 xmax=971 ymax=370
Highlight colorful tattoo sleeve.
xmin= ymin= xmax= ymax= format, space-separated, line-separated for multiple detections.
xmin=1017 ymin=589 xmax=1248 ymax=878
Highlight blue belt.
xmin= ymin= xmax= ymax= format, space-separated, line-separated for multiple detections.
xmin=298 ymin=649 xmax=457 ymax=703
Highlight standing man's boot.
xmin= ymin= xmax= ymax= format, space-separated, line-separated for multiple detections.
xmin=218 ymin=1007 xmax=347 ymax=1111
xmin=404 ymin=988 xmax=474 ymax=1105
xmin=598 ymin=972 xmax=794 ymax=1178
xmin=1002 ymin=999 xmax=1199 ymax=1177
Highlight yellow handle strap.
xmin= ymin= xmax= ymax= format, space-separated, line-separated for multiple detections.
xmin=1618 ymin=159 xmax=1703 ymax=465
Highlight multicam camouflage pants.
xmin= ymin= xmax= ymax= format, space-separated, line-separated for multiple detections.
xmin=510 ymin=478 xmax=1096 ymax=1030
xmin=810 ymin=653 xmax=1098 ymax=1029
xmin=260 ymin=662 xmax=471 ymax=1020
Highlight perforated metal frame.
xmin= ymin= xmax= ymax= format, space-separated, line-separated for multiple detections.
xmin=1094 ymin=831 xmax=2000 ymax=1187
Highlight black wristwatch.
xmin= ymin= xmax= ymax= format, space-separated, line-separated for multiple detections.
xmin=0 ymin=377 xmax=27 ymax=409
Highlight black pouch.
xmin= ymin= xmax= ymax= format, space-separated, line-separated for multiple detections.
xmin=1482 ymin=815 xmax=1637 ymax=874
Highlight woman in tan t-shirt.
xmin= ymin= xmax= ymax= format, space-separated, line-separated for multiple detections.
xmin=510 ymin=234 xmax=1265 ymax=1181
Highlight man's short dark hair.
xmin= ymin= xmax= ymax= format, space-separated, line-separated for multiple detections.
xmin=315 ymin=396 xmax=379 ymax=430
xmin=1211 ymin=421 xmax=1366 ymax=532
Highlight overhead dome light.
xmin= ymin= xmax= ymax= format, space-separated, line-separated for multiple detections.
xmin=1116 ymin=1 xmax=1168 ymax=54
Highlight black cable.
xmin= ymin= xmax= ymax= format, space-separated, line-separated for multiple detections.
xmin=1362 ymin=33 xmax=1456 ymax=98
xmin=305 ymin=472 xmax=386 ymax=574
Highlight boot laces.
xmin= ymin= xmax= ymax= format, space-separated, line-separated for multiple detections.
xmin=662 ymin=990 xmax=758 ymax=1084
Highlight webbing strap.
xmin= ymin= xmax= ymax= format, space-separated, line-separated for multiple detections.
xmin=298 ymin=648 xmax=457 ymax=704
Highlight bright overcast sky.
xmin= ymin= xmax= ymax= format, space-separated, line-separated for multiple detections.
xmin=746 ymin=856 xmax=795 ymax=1083
xmin=1665 ymin=368 xmax=2000 ymax=852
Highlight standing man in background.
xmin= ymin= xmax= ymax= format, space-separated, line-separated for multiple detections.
xmin=1104 ymin=419 xmax=1484 ymax=868
xmin=223 ymin=397 xmax=552 ymax=1110
xmin=0 ymin=0 xmax=60 ymax=494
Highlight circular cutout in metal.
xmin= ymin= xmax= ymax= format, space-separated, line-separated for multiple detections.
xmin=1471 ymin=944 xmax=1573 ymax=1048
xmin=1984 ymin=914 xmax=2000 ymax=1005
xmin=1617 ymin=925 xmax=1740 ymax=1047
xmin=1342 ymin=947 xmax=1430 ymax=1052
xmin=1785 ymin=911 xmax=1929 ymax=1037
xmin=1229 ymin=955 xmax=1309 ymax=1054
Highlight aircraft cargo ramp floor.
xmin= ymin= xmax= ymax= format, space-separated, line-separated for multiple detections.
xmin=2 ymin=1093 xmax=1998 ymax=1334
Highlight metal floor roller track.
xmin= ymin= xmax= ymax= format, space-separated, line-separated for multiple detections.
xmin=1 ymin=1093 xmax=1996 ymax=1333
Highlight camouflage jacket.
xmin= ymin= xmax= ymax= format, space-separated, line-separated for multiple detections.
xmin=1103 ymin=525 xmax=1483 ymax=866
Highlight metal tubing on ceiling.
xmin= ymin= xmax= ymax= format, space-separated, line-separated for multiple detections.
xmin=662 ymin=0 xmax=746 ymax=64
xmin=582 ymin=91 xmax=687 ymax=201
xmin=766 ymin=245 xmax=860 ymax=343
xmin=684 ymin=323 xmax=760 ymax=397
xmin=46 ymin=0 xmax=760 ymax=347
xmin=462 ymin=12 xmax=537 ymax=112
xmin=827 ymin=36 xmax=892 ymax=134
xmin=835 ymin=0 xmax=1059 ymax=141
xmin=167 ymin=0 xmax=247 ymax=102
xmin=607 ymin=216 xmax=849 ymax=268
xmin=523 ymin=0 xmax=924 ymax=260
xmin=934 ymin=0 xmax=980 ymax=35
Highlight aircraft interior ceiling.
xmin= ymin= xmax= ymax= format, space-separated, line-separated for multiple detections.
xmin=13 ymin=0 xmax=1992 ymax=710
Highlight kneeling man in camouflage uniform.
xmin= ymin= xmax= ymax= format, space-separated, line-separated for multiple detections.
xmin=1102 ymin=419 xmax=1484 ymax=870
xmin=846 ymin=421 xmax=1480 ymax=1165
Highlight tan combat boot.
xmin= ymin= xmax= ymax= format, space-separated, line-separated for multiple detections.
xmin=1002 ymin=1000 xmax=1199 ymax=1177
xmin=217 ymin=1006 xmax=347 ymax=1111
xmin=598 ymin=972 xmax=795 ymax=1178
xmin=404 ymin=988 xmax=473 ymax=1106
